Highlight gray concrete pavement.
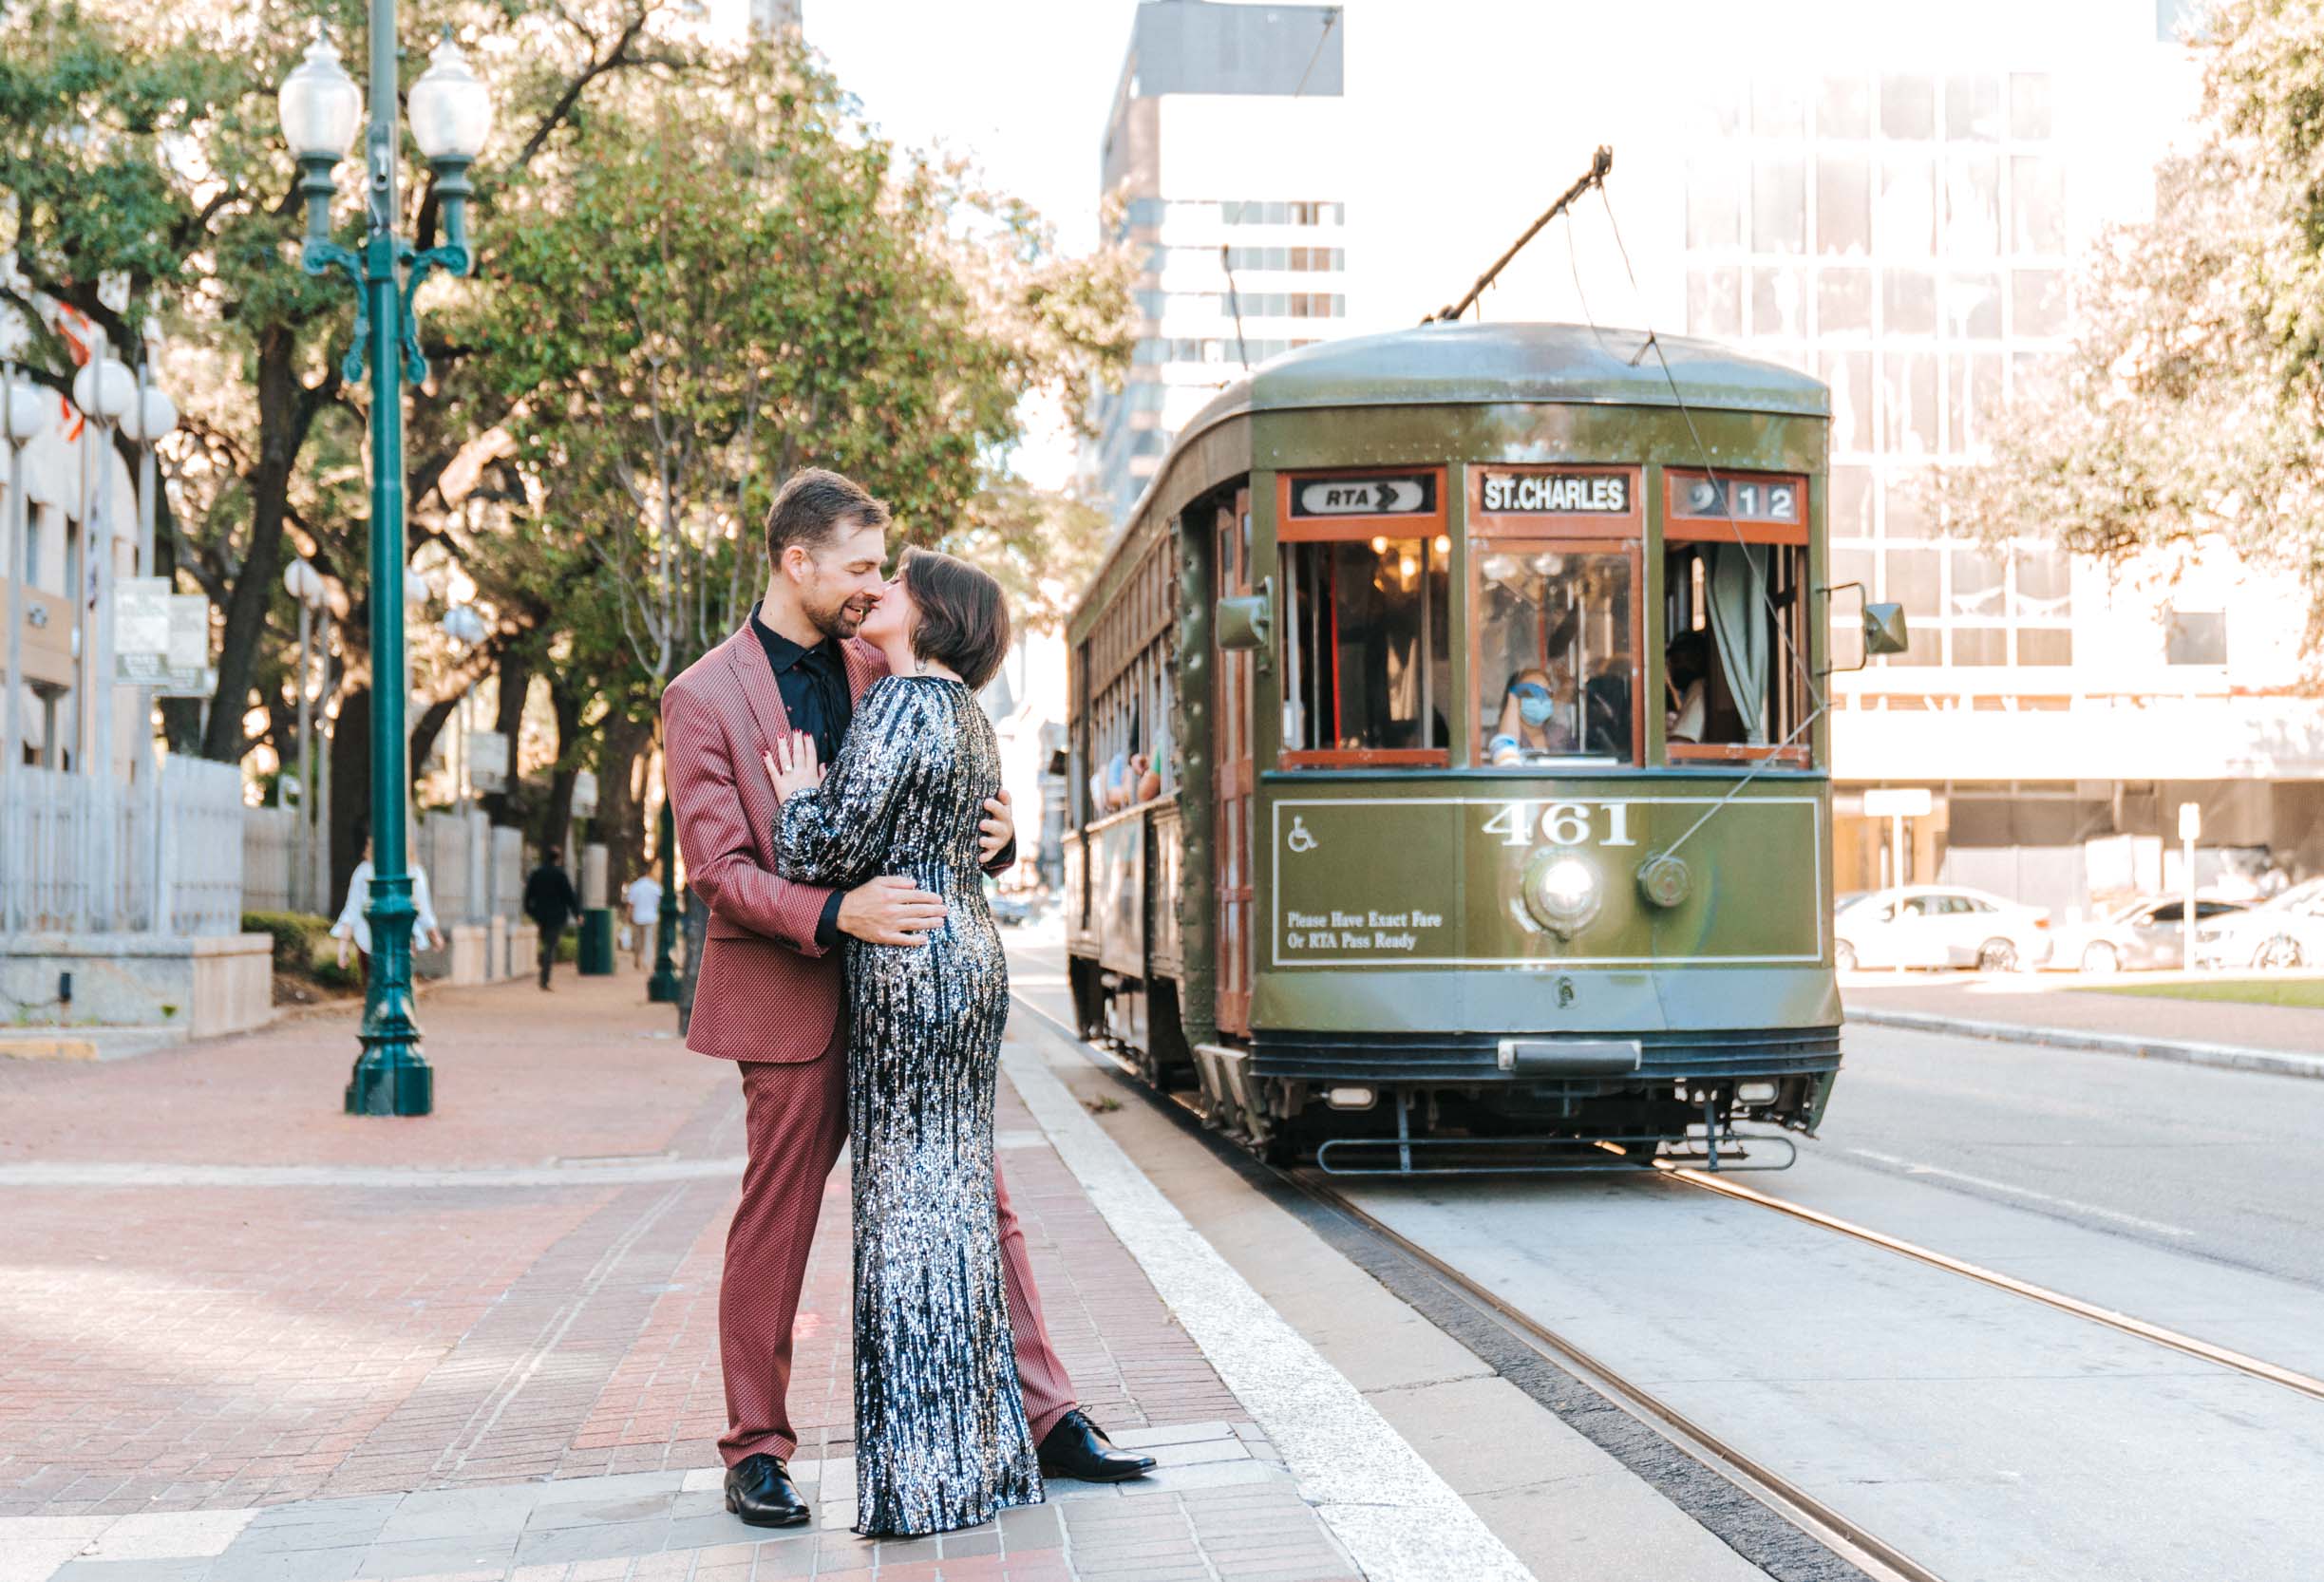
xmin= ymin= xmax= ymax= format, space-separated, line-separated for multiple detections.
xmin=1337 ymin=1168 xmax=2324 ymax=1582
xmin=1811 ymin=1021 xmax=2324 ymax=1288
xmin=1010 ymin=949 xmax=1771 ymax=1582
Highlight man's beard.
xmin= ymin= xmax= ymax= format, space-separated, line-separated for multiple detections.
xmin=805 ymin=590 xmax=873 ymax=642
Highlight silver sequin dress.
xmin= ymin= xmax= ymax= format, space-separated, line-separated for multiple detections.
xmin=775 ymin=675 xmax=1041 ymax=1537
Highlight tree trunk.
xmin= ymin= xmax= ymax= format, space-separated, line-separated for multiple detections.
xmin=540 ymin=669 xmax=585 ymax=857
xmin=326 ymin=683 xmax=369 ymax=920
xmin=199 ymin=324 xmax=301 ymax=763
xmin=408 ymin=692 xmax=460 ymax=800
xmin=481 ymin=647 xmax=532 ymax=825
xmin=592 ymin=706 xmax=654 ymax=894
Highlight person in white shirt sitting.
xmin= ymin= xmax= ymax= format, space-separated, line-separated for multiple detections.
xmin=331 ymin=817 xmax=446 ymax=988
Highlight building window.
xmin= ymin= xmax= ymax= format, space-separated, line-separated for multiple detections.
xmin=2010 ymin=73 xmax=2054 ymax=141
xmin=1880 ymin=74 xmax=1937 ymax=140
xmin=2163 ymin=609 xmax=2227 ymax=666
xmin=1818 ymin=157 xmax=1872 ymax=256
xmin=1946 ymin=76 xmax=2003 ymax=141
xmin=1821 ymin=75 xmax=1870 ymax=139
xmin=2017 ymin=628 xmax=2072 ymax=666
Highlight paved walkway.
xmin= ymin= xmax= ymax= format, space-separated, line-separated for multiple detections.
xmin=0 ymin=968 xmax=1362 ymax=1582
xmin=1842 ymin=971 xmax=2324 ymax=1059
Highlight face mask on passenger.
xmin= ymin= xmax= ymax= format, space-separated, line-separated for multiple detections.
xmin=1512 ymin=682 xmax=1555 ymax=726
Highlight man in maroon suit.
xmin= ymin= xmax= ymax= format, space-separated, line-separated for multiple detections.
xmin=663 ymin=469 xmax=1152 ymax=1529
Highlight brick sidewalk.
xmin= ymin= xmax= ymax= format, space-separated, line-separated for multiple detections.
xmin=0 ymin=970 xmax=1356 ymax=1582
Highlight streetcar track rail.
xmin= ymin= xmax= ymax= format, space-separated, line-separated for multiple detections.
xmin=1011 ymin=989 xmax=1929 ymax=1582
xmin=1299 ymin=1170 xmax=1946 ymax=1582
xmin=1011 ymin=980 xmax=2324 ymax=1582
xmin=1651 ymin=1159 xmax=2324 ymax=1406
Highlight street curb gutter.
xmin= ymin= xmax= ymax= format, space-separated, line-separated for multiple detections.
xmin=1846 ymin=1008 xmax=2324 ymax=1081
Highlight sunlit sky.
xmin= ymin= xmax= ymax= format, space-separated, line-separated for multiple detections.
xmin=810 ymin=0 xmax=1142 ymax=252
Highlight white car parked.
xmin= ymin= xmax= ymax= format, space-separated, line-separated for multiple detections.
xmin=2193 ymin=877 xmax=2324 ymax=970
xmin=1834 ymin=885 xmax=2050 ymax=973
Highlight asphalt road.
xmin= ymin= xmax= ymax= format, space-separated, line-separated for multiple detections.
xmin=1796 ymin=1022 xmax=2324 ymax=1290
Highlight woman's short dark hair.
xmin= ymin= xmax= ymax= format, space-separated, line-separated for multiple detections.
xmin=900 ymin=546 xmax=1011 ymax=692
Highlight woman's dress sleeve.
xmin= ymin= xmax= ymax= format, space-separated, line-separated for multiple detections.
xmin=775 ymin=680 xmax=928 ymax=891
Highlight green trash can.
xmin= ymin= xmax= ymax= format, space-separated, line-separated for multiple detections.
xmin=577 ymin=908 xmax=615 ymax=976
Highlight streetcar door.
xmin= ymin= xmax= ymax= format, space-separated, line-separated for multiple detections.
xmin=1216 ymin=489 xmax=1255 ymax=1036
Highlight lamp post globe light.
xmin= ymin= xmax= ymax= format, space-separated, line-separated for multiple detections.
xmin=279 ymin=7 xmax=492 ymax=1118
xmin=4 ymin=365 xmax=55 ymax=804
xmin=70 ymin=356 xmax=134 ymax=825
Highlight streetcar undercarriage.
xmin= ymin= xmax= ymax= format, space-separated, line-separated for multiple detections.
xmin=1068 ymin=958 xmax=1833 ymax=1176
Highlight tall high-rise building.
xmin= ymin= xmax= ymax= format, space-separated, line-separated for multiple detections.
xmin=1086 ymin=0 xmax=1349 ymax=518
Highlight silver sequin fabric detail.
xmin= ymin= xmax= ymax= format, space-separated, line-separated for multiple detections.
xmin=776 ymin=675 xmax=1041 ymax=1537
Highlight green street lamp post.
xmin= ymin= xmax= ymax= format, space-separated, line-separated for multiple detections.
xmin=278 ymin=12 xmax=493 ymax=1117
xmin=648 ymin=798 xmax=680 ymax=1004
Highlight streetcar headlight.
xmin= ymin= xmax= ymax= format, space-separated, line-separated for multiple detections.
xmin=1736 ymin=1081 xmax=1779 ymax=1104
xmin=1324 ymin=1085 xmax=1376 ymax=1111
xmin=1522 ymin=851 xmax=1602 ymax=937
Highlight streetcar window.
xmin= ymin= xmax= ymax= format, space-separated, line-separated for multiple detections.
xmin=1282 ymin=537 xmax=1450 ymax=763
xmin=1475 ymin=551 xmax=1635 ymax=765
xmin=1662 ymin=537 xmax=1813 ymax=762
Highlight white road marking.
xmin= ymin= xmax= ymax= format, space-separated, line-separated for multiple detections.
xmin=1002 ymin=1038 xmax=1537 ymax=1582
xmin=1845 ymin=1148 xmax=2197 ymax=1238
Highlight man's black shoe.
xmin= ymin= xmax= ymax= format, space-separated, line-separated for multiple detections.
xmin=725 ymin=1454 xmax=810 ymax=1527
xmin=1037 ymin=1409 xmax=1155 ymax=1482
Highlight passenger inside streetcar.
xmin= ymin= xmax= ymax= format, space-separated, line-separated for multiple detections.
xmin=1477 ymin=549 xmax=1634 ymax=764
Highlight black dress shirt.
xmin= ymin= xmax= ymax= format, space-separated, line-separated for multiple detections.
xmin=749 ymin=605 xmax=1014 ymax=950
xmin=752 ymin=605 xmax=854 ymax=950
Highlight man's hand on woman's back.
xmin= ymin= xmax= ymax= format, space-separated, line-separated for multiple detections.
xmin=838 ymin=876 xmax=946 ymax=946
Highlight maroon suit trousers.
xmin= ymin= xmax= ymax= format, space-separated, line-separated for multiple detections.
xmin=719 ymin=1025 xmax=1079 ymax=1465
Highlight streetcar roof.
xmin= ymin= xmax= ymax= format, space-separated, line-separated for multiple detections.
xmin=1070 ymin=320 xmax=1827 ymax=640
xmin=1181 ymin=320 xmax=1828 ymax=434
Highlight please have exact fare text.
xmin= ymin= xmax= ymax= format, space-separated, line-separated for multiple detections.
xmin=1283 ymin=910 xmax=1445 ymax=951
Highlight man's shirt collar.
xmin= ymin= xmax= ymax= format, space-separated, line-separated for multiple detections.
xmin=750 ymin=601 xmax=839 ymax=673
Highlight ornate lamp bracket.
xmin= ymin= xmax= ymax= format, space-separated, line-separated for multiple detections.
xmin=301 ymin=238 xmax=370 ymax=384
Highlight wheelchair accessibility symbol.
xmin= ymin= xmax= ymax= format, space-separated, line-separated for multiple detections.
xmin=1286 ymin=817 xmax=1318 ymax=854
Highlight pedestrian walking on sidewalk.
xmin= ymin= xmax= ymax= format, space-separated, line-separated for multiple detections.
xmin=623 ymin=868 xmax=663 ymax=971
xmin=662 ymin=469 xmax=1151 ymax=1540
xmin=522 ymin=844 xmax=579 ymax=990
xmin=330 ymin=818 xmax=445 ymax=989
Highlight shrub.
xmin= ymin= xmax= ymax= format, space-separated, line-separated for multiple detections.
xmin=243 ymin=911 xmax=332 ymax=973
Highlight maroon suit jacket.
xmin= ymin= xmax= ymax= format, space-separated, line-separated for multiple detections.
xmin=662 ymin=622 xmax=889 ymax=1062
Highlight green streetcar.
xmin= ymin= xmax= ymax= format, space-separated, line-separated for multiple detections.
xmin=1060 ymin=321 xmax=1900 ymax=1174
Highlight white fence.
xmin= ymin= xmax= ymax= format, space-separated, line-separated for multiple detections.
xmin=0 ymin=757 xmax=247 ymax=935
xmin=247 ymin=804 xmax=529 ymax=928
xmin=243 ymin=805 xmax=299 ymax=914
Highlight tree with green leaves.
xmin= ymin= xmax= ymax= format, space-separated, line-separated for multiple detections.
xmin=465 ymin=47 xmax=1132 ymax=706
xmin=1944 ymin=0 xmax=2324 ymax=655
xmin=1 ymin=0 xmax=702 ymax=779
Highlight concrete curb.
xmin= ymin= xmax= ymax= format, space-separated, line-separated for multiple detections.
xmin=1846 ymin=1008 xmax=2324 ymax=1081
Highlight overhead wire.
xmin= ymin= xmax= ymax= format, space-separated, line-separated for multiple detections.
xmin=1569 ymin=183 xmax=1835 ymax=860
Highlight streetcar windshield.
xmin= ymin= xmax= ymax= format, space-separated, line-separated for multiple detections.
xmin=1475 ymin=550 xmax=1635 ymax=765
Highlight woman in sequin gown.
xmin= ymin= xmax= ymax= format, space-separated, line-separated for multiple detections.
xmin=767 ymin=549 xmax=1039 ymax=1538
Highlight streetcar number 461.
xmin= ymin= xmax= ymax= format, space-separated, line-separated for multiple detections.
xmin=1483 ymin=801 xmax=1638 ymax=848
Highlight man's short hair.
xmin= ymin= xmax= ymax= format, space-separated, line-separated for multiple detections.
xmin=765 ymin=468 xmax=891 ymax=564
